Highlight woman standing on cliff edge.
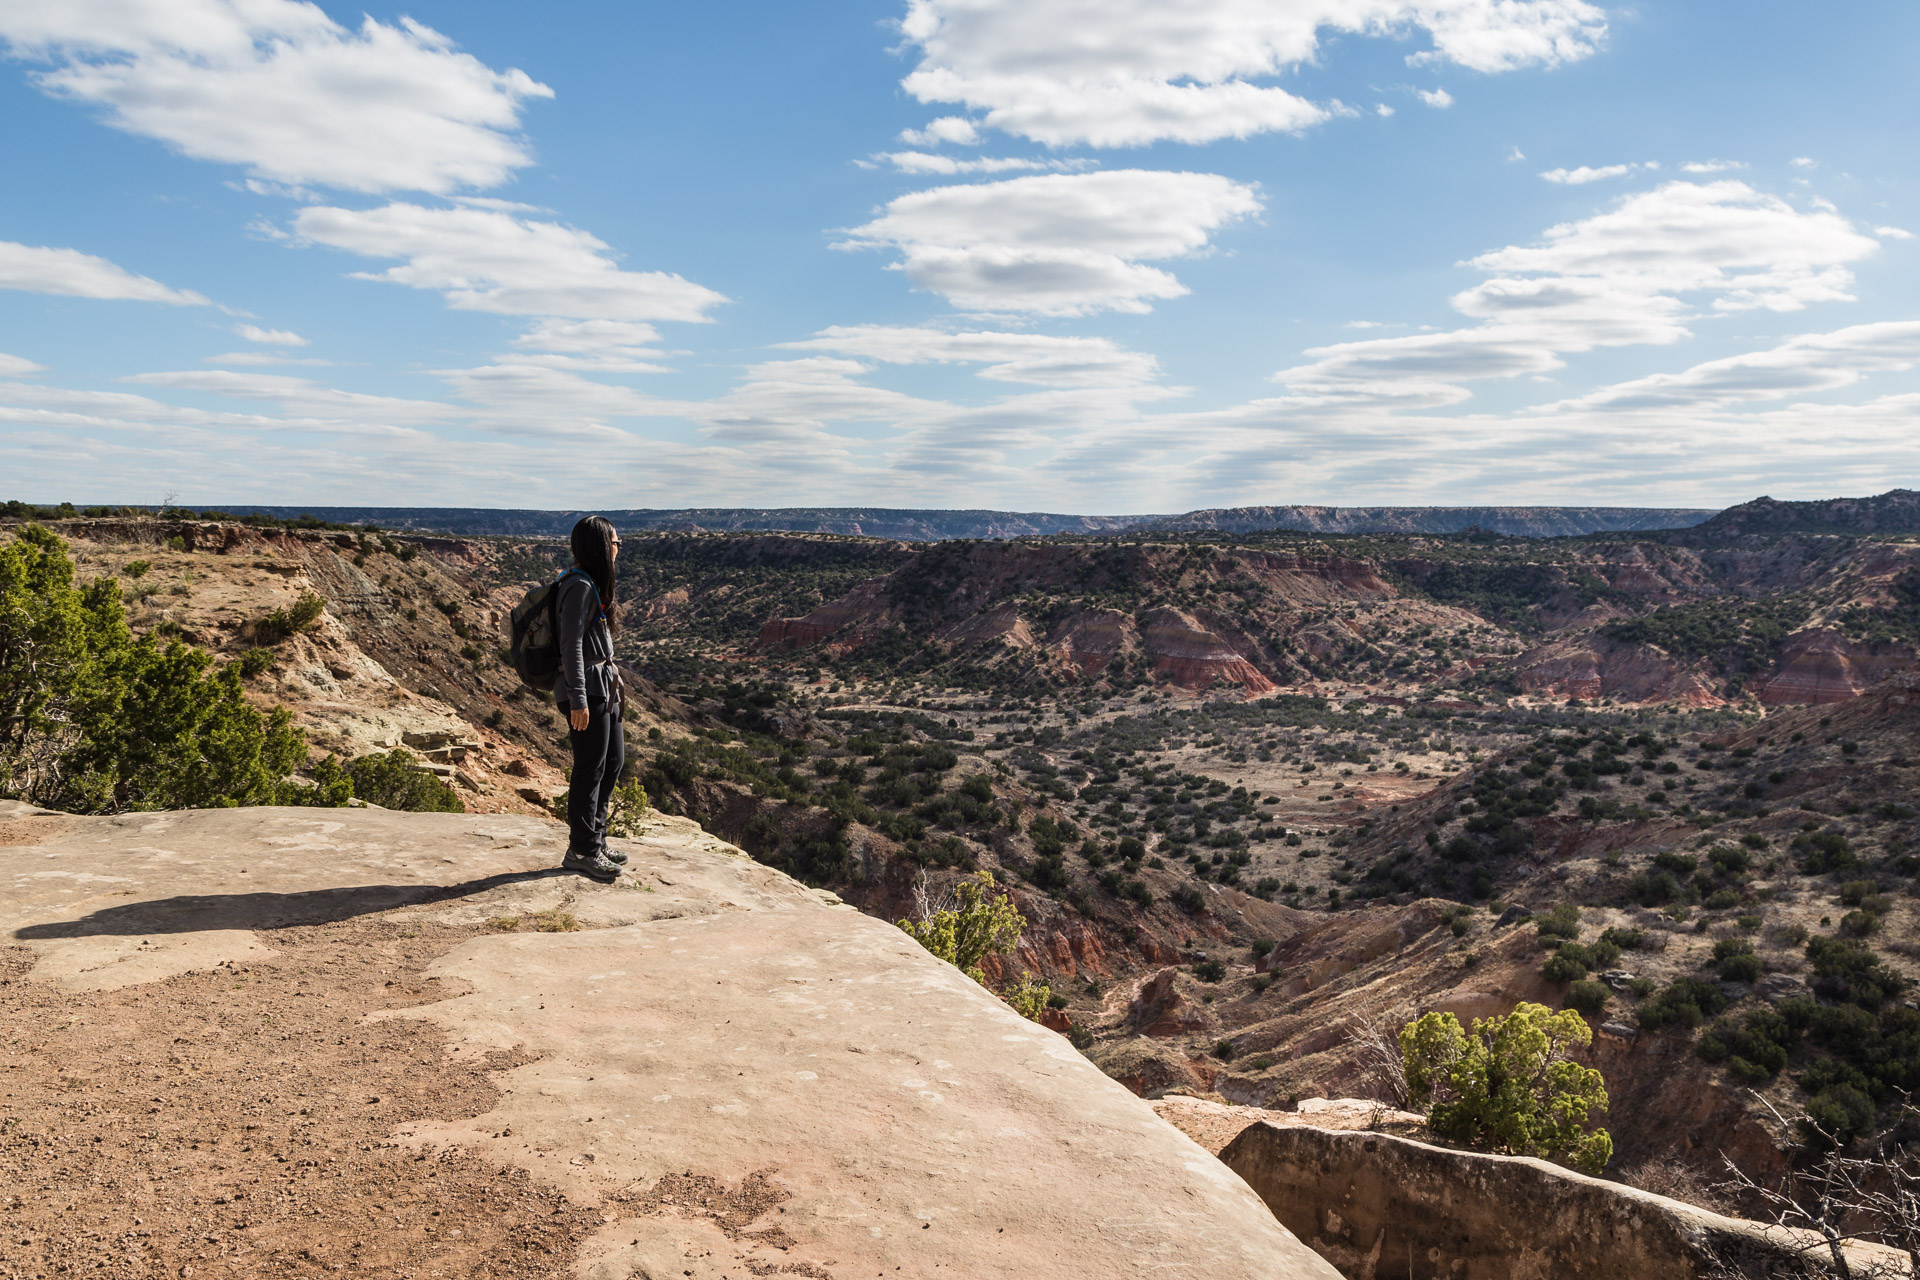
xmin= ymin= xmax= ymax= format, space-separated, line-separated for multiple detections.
xmin=556 ymin=515 xmax=626 ymax=883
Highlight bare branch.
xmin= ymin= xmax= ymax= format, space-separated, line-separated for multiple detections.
xmin=1711 ymin=1091 xmax=1920 ymax=1279
xmin=1347 ymin=1008 xmax=1412 ymax=1110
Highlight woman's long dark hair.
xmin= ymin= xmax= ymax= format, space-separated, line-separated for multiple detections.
xmin=569 ymin=515 xmax=619 ymax=634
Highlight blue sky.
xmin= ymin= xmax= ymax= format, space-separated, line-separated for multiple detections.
xmin=2 ymin=0 xmax=1918 ymax=513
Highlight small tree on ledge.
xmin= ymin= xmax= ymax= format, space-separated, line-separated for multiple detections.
xmin=899 ymin=871 xmax=1052 ymax=1023
xmin=1400 ymin=1001 xmax=1614 ymax=1175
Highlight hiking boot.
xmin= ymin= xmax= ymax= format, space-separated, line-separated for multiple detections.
xmin=562 ymin=848 xmax=620 ymax=883
xmin=599 ymin=845 xmax=629 ymax=865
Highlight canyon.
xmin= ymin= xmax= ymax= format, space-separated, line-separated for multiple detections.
xmin=8 ymin=490 xmax=1920 ymax=1276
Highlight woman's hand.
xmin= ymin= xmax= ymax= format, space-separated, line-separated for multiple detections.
xmin=570 ymin=707 xmax=590 ymax=731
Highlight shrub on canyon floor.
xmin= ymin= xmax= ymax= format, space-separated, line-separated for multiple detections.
xmin=1635 ymin=976 xmax=1728 ymax=1031
xmin=1400 ymin=1002 xmax=1613 ymax=1175
xmin=254 ymin=591 xmax=326 ymax=642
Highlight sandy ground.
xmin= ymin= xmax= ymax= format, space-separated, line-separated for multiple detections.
xmin=0 ymin=912 xmax=603 ymax=1280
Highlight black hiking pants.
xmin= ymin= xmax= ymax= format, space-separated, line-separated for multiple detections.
xmin=565 ymin=696 xmax=624 ymax=855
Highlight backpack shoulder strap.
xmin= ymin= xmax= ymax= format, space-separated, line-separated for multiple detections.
xmin=550 ymin=568 xmax=606 ymax=631
xmin=555 ymin=566 xmax=598 ymax=595
xmin=545 ymin=569 xmax=568 ymax=633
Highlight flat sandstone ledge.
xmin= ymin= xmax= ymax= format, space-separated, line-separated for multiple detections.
xmin=1221 ymin=1121 xmax=1909 ymax=1280
xmin=1152 ymin=1095 xmax=1428 ymax=1156
xmin=3 ymin=802 xmax=1338 ymax=1279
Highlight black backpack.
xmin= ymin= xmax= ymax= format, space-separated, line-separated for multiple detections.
xmin=509 ymin=569 xmax=595 ymax=692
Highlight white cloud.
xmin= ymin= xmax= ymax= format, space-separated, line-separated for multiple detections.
xmin=1375 ymin=103 xmax=1395 ymax=117
xmin=1791 ymin=156 xmax=1817 ymax=168
xmin=510 ymin=318 xmax=663 ymax=351
xmin=290 ymin=203 xmax=728 ymax=323
xmin=1470 ymin=180 xmax=1877 ymax=313
xmin=451 ymin=196 xmax=553 ymax=214
xmin=12 ymin=305 xmax=1920 ymax=513
xmin=1275 ymin=180 xmax=1881 ymax=402
xmin=896 ymin=0 xmax=1604 ymax=147
xmin=235 ymin=323 xmax=307 ymax=346
xmin=503 ymin=318 xmax=674 ymax=373
xmin=0 ymin=240 xmax=208 ymax=305
xmin=680 ymin=357 xmax=935 ymax=449
xmin=1878 ymin=226 xmax=1915 ymax=241
xmin=1417 ymin=86 xmax=1454 ymax=108
xmin=779 ymin=325 xmax=1165 ymax=387
xmin=838 ymin=170 xmax=1261 ymax=315
xmin=1681 ymin=159 xmax=1744 ymax=174
xmin=208 ymin=353 xmax=336 ymax=368
xmin=126 ymin=368 xmax=456 ymax=423
xmin=0 ymin=0 xmax=551 ymax=195
xmin=1552 ymin=321 xmax=1920 ymax=411
xmin=0 ymin=353 xmax=46 ymax=376
xmin=1541 ymin=163 xmax=1633 ymax=184
xmin=1541 ymin=161 xmax=1665 ymax=184
xmin=877 ymin=151 xmax=1084 ymax=175
xmin=900 ymin=117 xmax=981 ymax=147
xmin=1507 ymin=145 xmax=1526 ymax=162
xmin=241 ymin=178 xmax=315 ymax=201
xmin=205 ymin=351 xmax=333 ymax=367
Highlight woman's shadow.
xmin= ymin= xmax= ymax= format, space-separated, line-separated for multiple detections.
xmin=14 ymin=867 xmax=572 ymax=939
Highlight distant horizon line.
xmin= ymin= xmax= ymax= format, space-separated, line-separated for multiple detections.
xmin=106 ymin=501 xmax=1725 ymax=518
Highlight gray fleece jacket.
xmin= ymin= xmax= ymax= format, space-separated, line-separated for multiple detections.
xmin=555 ymin=570 xmax=617 ymax=710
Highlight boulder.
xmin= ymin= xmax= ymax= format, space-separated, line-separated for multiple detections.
xmin=1128 ymin=965 xmax=1215 ymax=1036
xmin=1088 ymin=1035 xmax=1206 ymax=1097
xmin=1220 ymin=1122 xmax=1907 ymax=1279
xmin=1759 ymin=973 xmax=1812 ymax=1004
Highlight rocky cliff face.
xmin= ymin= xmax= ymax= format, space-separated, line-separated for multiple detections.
xmin=1222 ymin=1123 xmax=1903 ymax=1279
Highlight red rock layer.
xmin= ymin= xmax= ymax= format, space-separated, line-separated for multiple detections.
xmin=1045 ymin=608 xmax=1137 ymax=675
xmin=1138 ymin=608 xmax=1277 ymax=694
xmin=936 ymin=601 xmax=1035 ymax=650
xmin=754 ymin=580 xmax=891 ymax=651
xmin=1757 ymin=629 xmax=1917 ymax=705
xmin=1515 ymin=636 xmax=1723 ymax=706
